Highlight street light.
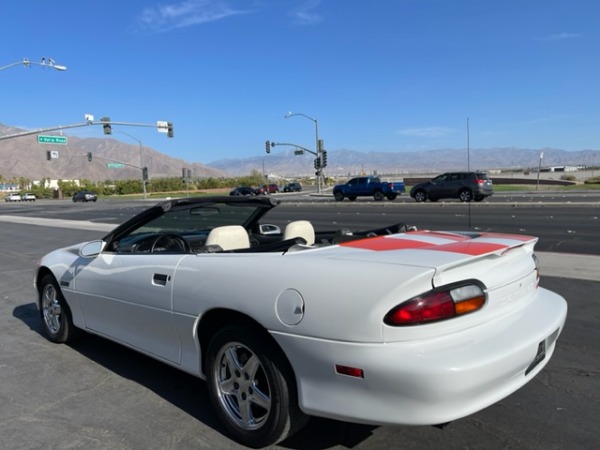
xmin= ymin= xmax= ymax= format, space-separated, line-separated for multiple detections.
xmin=0 ymin=57 xmax=67 ymax=72
xmin=284 ymin=111 xmax=322 ymax=193
xmin=116 ymin=130 xmax=148 ymax=200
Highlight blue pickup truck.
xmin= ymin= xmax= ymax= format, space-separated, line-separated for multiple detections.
xmin=333 ymin=176 xmax=406 ymax=201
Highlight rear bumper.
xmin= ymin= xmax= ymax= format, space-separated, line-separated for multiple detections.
xmin=272 ymin=287 xmax=567 ymax=426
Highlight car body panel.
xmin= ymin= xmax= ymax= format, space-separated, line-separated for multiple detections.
xmin=21 ymin=193 xmax=36 ymax=201
xmin=410 ymin=172 xmax=493 ymax=201
xmin=5 ymin=193 xmax=22 ymax=202
xmin=72 ymin=191 xmax=98 ymax=202
xmin=35 ymin=196 xmax=567 ymax=430
xmin=283 ymin=182 xmax=302 ymax=192
xmin=333 ymin=176 xmax=405 ymax=200
xmin=229 ymin=186 xmax=256 ymax=196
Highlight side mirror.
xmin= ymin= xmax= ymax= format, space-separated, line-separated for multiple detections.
xmin=80 ymin=240 xmax=105 ymax=257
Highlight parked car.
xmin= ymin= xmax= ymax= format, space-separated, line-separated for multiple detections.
xmin=72 ymin=191 xmax=98 ymax=202
xmin=229 ymin=186 xmax=256 ymax=196
xmin=21 ymin=193 xmax=36 ymax=201
xmin=4 ymin=193 xmax=22 ymax=202
xmin=410 ymin=172 xmax=493 ymax=202
xmin=35 ymin=196 xmax=566 ymax=448
xmin=333 ymin=176 xmax=405 ymax=201
xmin=255 ymin=183 xmax=279 ymax=194
xmin=283 ymin=182 xmax=302 ymax=192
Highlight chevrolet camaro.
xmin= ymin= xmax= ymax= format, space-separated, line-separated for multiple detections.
xmin=35 ymin=196 xmax=567 ymax=448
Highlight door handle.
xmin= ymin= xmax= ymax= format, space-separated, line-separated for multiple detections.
xmin=153 ymin=273 xmax=170 ymax=286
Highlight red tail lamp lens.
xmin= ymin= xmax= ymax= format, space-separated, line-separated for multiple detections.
xmin=384 ymin=284 xmax=486 ymax=326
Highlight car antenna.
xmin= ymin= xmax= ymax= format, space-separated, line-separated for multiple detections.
xmin=467 ymin=117 xmax=471 ymax=231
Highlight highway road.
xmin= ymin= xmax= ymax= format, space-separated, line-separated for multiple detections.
xmin=0 ymin=195 xmax=598 ymax=449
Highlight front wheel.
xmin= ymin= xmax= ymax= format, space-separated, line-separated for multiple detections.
xmin=413 ymin=190 xmax=426 ymax=202
xmin=333 ymin=191 xmax=344 ymax=201
xmin=373 ymin=190 xmax=385 ymax=201
xmin=39 ymin=274 xmax=78 ymax=343
xmin=206 ymin=326 xmax=307 ymax=448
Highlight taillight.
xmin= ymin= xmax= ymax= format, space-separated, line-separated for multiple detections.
xmin=384 ymin=283 xmax=486 ymax=326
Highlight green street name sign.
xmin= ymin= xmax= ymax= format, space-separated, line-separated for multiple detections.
xmin=37 ymin=135 xmax=68 ymax=145
xmin=107 ymin=163 xmax=125 ymax=169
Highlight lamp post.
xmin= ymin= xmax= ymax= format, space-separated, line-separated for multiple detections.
xmin=0 ymin=58 xmax=67 ymax=72
xmin=284 ymin=111 xmax=322 ymax=193
xmin=116 ymin=131 xmax=147 ymax=199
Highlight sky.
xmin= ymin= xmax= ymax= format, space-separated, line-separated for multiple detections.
xmin=1 ymin=0 xmax=599 ymax=165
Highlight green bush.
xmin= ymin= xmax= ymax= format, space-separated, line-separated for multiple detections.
xmin=584 ymin=176 xmax=600 ymax=184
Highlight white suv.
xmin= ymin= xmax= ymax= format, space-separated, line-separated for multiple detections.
xmin=21 ymin=193 xmax=36 ymax=201
xmin=4 ymin=193 xmax=22 ymax=202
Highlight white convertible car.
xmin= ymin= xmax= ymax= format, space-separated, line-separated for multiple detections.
xmin=36 ymin=196 xmax=567 ymax=448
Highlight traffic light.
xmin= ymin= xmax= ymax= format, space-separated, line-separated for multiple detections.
xmin=167 ymin=122 xmax=174 ymax=138
xmin=322 ymin=150 xmax=328 ymax=168
xmin=101 ymin=117 xmax=112 ymax=135
xmin=87 ymin=152 xmax=92 ymax=162
xmin=142 ymin=167 xmax=148 ymax=181
xmin=265 ymin=140 xmax=271 ymax=154
xmin=314 ymin=157 xmax=321 ymax=170
xmin=46 ymin=151 xmax=51 ymax=161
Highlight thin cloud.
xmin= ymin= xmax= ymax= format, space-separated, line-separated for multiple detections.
xmin=539 ymin=32 xmax=582 ymax=41
xmin=290 ymin=0 xmax=323 ymax=25
xmin=396 ymin=127 xmax=454 ymax=138
xmin=136 ymin=0 xmax=249 ymax=32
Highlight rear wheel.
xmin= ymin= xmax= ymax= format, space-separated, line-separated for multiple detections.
xmin=206 ymin=326 xmax=307 ymax=448
xmin=459 ymin=189 xmax=473 ymax=202
xmin=39 ymin=274 xmax=78 ymax=343
xmin=413 ymin=190 xmax=426 ymax=202
xmin=373 ymin=190 xmax=385 ymax=201
xmin=334 ymin=191 xmax=344 ymax=201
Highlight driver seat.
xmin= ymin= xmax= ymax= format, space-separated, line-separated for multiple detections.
xmin=205 ymin=225 xmax=250 ymax=251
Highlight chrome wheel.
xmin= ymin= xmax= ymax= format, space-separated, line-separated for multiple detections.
xmin=41 ymin=283 xmax=62 ymax=335
xmin=39 ymin=274 xmax=77 ymax=343
xmin=213 ymin=341 xmax=271 ymax=430
xmin=459 ymin=189 xmax=473 ymax=202
xmin=206 ymin=326 xmax=307 ymax=447
xmin=414 ymin=190 xmax=426 ymax=202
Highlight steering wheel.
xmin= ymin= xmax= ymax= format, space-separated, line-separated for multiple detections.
xmin=150 ymin=234 xmax=191 ymax=253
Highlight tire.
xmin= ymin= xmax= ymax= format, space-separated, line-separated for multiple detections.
xmin=373 ymin=190 xmax=385 ymax=201
xmin=334 ymin=191 xmax=344 ymax=201
xmin=206 ymin=326 xmax=307 ymax=448
xmin=386 ymin=193 xmax=397 ymax=201
xmin=413 ymin=190 xmax=426 ymax=202
xmin=39 ymin=274 xmax=78 ymax=343
xmin=459 ymin=189 xmax=473 ymax=202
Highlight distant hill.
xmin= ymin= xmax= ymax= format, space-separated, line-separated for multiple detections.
xmin=207 ymin=147 xmax=600 ymax=177
xmin=2 ymin=123 xmax=599 ymax=181
xmin=0 ymin=123 xmax=224 ymax=181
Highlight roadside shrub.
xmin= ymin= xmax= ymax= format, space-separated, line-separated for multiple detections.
xmin=584 ymin=176 xmax=600 ymax=184
xmin=560 ymin=174 xmax=577 ymax=181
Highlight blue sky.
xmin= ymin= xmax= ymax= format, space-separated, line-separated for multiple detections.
xmin=1 ymin=0 xmax=598 ymax=164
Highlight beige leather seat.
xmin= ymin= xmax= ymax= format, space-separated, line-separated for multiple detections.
xmin=283 ymin=220 xmax=315 ymax=245
xmin=205 ymin=225 xmax=250 ymax=251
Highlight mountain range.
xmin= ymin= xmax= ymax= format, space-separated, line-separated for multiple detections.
xmin=1 ymin=123 xmax=599 ymax=181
